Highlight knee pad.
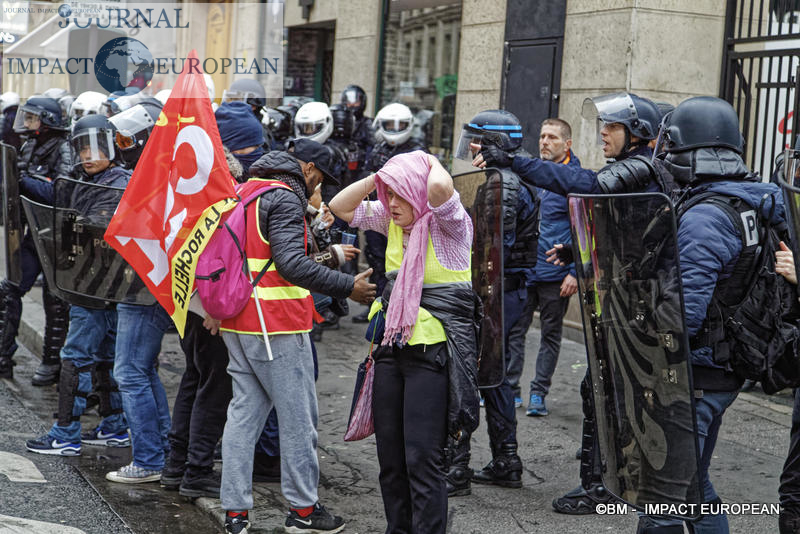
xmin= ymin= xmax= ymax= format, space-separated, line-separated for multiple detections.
xmin=93 ymin=361 xmax=122 ymax=418
xmin=57 ymin=360 xmax=93 ymax=426
xmin=42 ymin=290 xmax=69 ymax=362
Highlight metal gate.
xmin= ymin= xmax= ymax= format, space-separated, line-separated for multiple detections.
xmin=721 ymin=0 xmax=800 ymax=179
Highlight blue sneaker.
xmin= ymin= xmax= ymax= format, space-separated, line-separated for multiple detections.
xmin=81 ymin=426 xmax=130 ymax=447
xmin=514 ymin=396 xmax=523 ymax=408
xmin=26 ymin=434 xmax=81 ymax=456
xmin=526 ymin=394 xmax=548 ymax=416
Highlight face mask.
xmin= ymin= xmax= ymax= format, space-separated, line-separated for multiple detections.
xmin=235 ymin=147 xmax=264 ymax=177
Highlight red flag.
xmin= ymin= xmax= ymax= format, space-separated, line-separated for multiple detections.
xmin=105 ymin=50 xmax=236 ymax=336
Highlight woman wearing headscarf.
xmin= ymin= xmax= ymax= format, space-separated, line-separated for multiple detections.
xmin=330 ymin=151 xmax=480 ymax=534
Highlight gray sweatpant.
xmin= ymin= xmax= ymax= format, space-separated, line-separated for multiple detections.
xmin=220 ymin=331 xmax=319 ymax=511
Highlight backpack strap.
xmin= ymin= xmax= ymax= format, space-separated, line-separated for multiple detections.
xmin=683 ymin=192 xmax=764 ymax=350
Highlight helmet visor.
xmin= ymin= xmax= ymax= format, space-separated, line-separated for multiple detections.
xmin=222 ymin=89 xmax=257 ymax=103
xmin=454 ymin=125 xmax=486 ymax=162
xmin=342 ymin=89 xmax=362 ymax=107
xmin=72 ymin=127 xmax=115 ymax=167
xmin=13 ymin=109 xmax=42 ymax=132
xmin=582 ymin=93 xmax=638 ymax=146
xmin=295 ymin=119 xmax=326 ymax=138
xmin=379 ymin=118 xmax=411 ymax=134
xmin=109 ymin=105 xmax=154 ymax=151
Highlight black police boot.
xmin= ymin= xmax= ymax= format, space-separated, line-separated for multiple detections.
xmin=635 ymin=516 xmax=685 ymax=534
xmin=0 ymin=356 xmax=14 ymax=380
xmin=780 ymin=509 xmax=800 ymax=534
xmin=445 ymin=438 xmax=472 ymax=497
xmin=252 ymin=452 xmax=280 ymax=483
xmin=471 ymin=443 xmax=522 ymax=488
xmin=552 ymin=483 xmax=614 ymax=515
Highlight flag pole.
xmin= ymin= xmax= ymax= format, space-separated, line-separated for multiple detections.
xmin=248 ymin=269 xmax=274 ymax=360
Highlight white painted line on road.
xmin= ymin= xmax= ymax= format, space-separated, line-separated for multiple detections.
xmin=0 ymin=514 xmax=87 ymax=533
xmin=0 ymin=452 xmax=47 ymax=483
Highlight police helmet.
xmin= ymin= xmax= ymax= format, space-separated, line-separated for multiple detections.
xmin=330 ymin=104 xmax=356 ymax=139
xmin=109 ymin=100 xmax=163 ymax=168
xmin=454 ymin=109 xmax=522 ymax=161
xmin=340 ymin=85 xmax=367 ymax=119
xmin=373 ymin=103 xmax=414 ymax=147
xmin=14 ymin=96 xmax=65 ymax=133
xmin=262 ymin=106 xmax=294 ymax=141
xmin=294 ymin=102 xmax=333 ymax=144
xmin=71 ymin=114 xmax=118 ymax=169
xmin=582 ymin=92 xmax=661 ymax=144
xmin=659 ymin=96 xmax=744 ymax=154
xmin=70 ymin=91 xmax=107 ymax=124
xmin=222 ymin=79 xmax=266 ymax=110
xmin=0 ymin=92 xmax=20 ymax=113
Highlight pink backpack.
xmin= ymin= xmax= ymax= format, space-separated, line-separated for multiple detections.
xmin=195 ymin=181 xmax=286 ymax=320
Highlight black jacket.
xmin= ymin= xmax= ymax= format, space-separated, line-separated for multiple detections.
xmin=17 ymin=130 xmax=72 ymax=182
xmin=249 ymin=151 xmax=354 ymax=299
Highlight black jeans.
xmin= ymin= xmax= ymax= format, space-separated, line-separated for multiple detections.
xmin=527 ymin=281 xmax=570 ymax=397
xmin=781 ymin=388 xmax=800 ymax=512
xmin=168 ymin=313 xmax=232 ymax=470
xmin=373 ymin=343 xmax=448 ymax=534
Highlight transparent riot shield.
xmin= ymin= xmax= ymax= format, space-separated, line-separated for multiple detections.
xmin=453 ymin=168 xmax=504 ymax=388
xmin=568 ymin=192 xmax=702 ymax=518
xmin=1 ymin=143 xmax=23 ymax=284
xmin=781 ymin=149 xmax=800 ymax=287
xmin=21 ymin=178 xmax=154 ymax=308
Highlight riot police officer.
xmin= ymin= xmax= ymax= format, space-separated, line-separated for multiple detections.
xmin=445 ymin=110 xmax=538 ymax=495
xmin=25 ymin=113 xmax=132 ymax=456
xmin=339 ymin=85 xmax=375 ymax=168
xmin=108 ymin=100 xmax=163 ymax=169
xmin=0 ymin=96 xmax=72 ymax=385
xmin=635 ymin=96 xmax=783 ymax=534
xmin=0 ymin=92 xmax=21 ymax=150
xmin=475 ymin=92 xmax=662 ymax=513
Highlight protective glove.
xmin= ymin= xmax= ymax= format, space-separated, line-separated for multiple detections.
xmin=480 ymin=144 xmax=515 ymax=168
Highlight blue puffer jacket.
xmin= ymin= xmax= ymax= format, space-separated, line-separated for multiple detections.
xmin=678 ymin=178 xmax=785 ymax=373
xmin=512 ymin=145 xmax=657 ymax=196
xmin=532 ymin=150 xmax=581 ymax=283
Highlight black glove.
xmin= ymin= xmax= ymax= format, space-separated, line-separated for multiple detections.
xmin=553 ymin=244 xmax=574 ymax=265
xmin=480 ymin=144 xmax=515 ymax=168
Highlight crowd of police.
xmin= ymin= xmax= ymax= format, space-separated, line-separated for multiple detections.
xmin=3 ymin=76 xmax=800 ymax=534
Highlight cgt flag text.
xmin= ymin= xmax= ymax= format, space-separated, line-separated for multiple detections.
xmin=105 ymin=49 xmax=235 ymax=336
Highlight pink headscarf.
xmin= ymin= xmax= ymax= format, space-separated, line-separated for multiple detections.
xmin=374 ymin=150 xmax=432 ymax=345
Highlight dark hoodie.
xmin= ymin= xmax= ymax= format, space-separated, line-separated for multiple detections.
xmin=675 ymin=148 xmax=786 ymax=388
xmin=248 ymin=151 xmax=354 ymax=299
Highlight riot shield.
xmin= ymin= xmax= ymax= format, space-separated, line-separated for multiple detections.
xmin=568 ymin=192 xmax=702 ymax=519
xmin=453 ymin=168 xmax=504 ymax=388
xmin=21 ymin=178 xmax=154 ymax=308
xmin=781 ymin=149 xmax=800 ymax=286
xmin=1 ymin=143 xmax=23 ymax=284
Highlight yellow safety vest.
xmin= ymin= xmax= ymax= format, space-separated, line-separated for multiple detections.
xmin=370 ymin=221 xmax=471 ymax=345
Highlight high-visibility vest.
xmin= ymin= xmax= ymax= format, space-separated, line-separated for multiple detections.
xmin=381 ymin=220 xmax=472 ymax=345
xmin=221 ymin=178 xmax=315 ymax=335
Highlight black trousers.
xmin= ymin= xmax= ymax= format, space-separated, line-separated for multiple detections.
xmin=781 ymin=388 xmax=800 ymax=512
xmin=373 ymin=344 xmax=448 ymax=534
xmin=168 ymin=313 xmax=233 ymax=470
